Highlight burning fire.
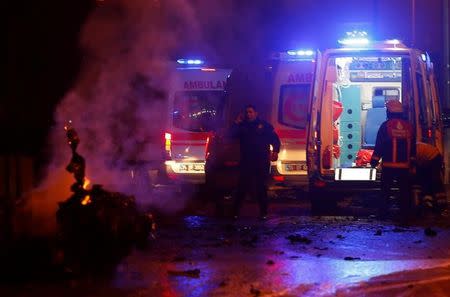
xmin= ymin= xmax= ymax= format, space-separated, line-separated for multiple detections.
xmin=81 ymin=177 xmax=92 ymax=205
xmin=83 ymin=178 xmax=90 ymax=189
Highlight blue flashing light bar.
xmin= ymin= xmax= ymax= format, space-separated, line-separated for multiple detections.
xmin=338 ymin=30 xmax=370 ymax=46
xmin=287 ymin=49 xmax=314 ymax=56
xmin=177 ymin=59 xmax=205 ymax=65
xmin=384 ymin=39 xmax=401 ymax=45
xmin=421 ymin=53 xmax=427 ymax=62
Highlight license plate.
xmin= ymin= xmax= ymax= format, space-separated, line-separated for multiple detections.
xmin=285 ymin=163 xmax=307 ymax=171
xmin=335 ymin=168 xmax=377 ymax=181
xmin=179 ymin=163 xmax=205 ymax=172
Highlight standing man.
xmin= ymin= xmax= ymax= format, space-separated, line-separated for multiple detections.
xmin=415 ymin=141 xmax=447 ymax=212
xmin=370 ymin=99 xmax=416 ymax=218
xmin=232 ymin=105 xmax=281 ymax=220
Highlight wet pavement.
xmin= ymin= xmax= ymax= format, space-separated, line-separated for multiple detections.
xmin=1 ymin=193 xmax=450 ymax=297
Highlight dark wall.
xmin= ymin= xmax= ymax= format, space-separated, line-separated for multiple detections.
xmin=5 ymin=0 xmax=93 ymax=155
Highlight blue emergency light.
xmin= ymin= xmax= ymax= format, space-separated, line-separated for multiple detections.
xmin=384 ymin=39 xmax=401 ymax=45
xmin=338 ymin=31 xmax=370 ymax=46
xmin=177 ymin=59 xmax=205 ymax=65
xmin=286 ymin=49 xmax=315 ymax=56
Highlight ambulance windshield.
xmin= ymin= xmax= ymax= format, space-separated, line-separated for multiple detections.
xmin=173 ymin=91 xmax=224 ymax=132
xmin=278 ymin=84 xmax=311 ymax=129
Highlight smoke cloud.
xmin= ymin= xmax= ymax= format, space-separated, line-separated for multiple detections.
xmin=29 ymin=0 xmax=267 ymax=234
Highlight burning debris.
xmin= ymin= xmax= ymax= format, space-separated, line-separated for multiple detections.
xmin=56 ymin=123 xmax=155 ymax=273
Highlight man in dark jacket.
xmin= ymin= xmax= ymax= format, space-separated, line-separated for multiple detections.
xmin=370 ymin=99 xmax=416 ymax=218
xmin=232 ymin=105 xmax=281 ymax=220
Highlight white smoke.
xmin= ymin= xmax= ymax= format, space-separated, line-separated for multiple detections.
xmin=29 ymin=0 xmax=267 ymax=234
xmin=50 ymin=0 xmax=175 ymax=203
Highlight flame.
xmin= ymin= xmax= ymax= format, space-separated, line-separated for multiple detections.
xmin=81 ymin=195 xmax=92 ymax=205
xmin=81 ymin=177 xmax=92 ymax=205
xmin=83 ymin=178 xmax=90 ymax=189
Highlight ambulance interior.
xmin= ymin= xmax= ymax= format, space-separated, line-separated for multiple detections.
xmin=323 ymin=55 xmax=404 ymax=169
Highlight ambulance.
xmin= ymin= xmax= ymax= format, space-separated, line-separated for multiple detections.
xmin=162 ymin=59 xmax=231 ymax=184
xmin=306 ymin=32 xmax=444 ymax=209
xmin=268 ymin=50 xmax=317 ymax=187
xmin=205 ymin=49 xmax=317 ymax=191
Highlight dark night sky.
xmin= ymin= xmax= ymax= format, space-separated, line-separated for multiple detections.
xmin=5 ymin=0 xmax=448 ymax=155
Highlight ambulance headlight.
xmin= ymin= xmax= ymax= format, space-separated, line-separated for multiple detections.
xmin=177 ymin=59 xmax=205 ymax=65
xmin=338 ymin=30 xmax=370 ymax=46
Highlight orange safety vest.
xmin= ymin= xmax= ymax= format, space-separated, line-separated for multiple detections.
xmin=372 ymin=118 xmax=415 ymax=169
xmin=416 ymin=142 xmax=440 ymax=166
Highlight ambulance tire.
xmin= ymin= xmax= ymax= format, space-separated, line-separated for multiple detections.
xmin=309 ymin=188 xmax=337 ymax=215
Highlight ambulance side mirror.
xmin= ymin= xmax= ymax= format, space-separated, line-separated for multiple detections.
xmin=441 ymin=109 xmax=450 ymax=128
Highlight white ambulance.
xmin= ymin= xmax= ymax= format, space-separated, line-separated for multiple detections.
xmin=163 ymin=59 xmax=231 ymax=184
xmin=306 ymin=33 xmax=444 ymax=209
xmin=269 ymin=50 xmax=317 ymax=188
xmin=209 ymin=50 xmax=317 ymax=190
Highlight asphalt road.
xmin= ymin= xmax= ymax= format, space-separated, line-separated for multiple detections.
xmin=1 ymin=191 xmax=450 ymax=297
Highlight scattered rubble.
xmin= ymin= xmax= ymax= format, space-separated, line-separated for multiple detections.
xmin=424 ymin=227 xmax=437 ymax=237
xmin=286 ymin=234 xmax=312 ymax=244
xmin=250 ymin=285 xmax=261 ymax=296
xmin=171 ymin=256 xmax=186 ymax=262
xmin=240 ymin=235 xmax=259 ymax=247
xmin=167 ymin=268 xmax=200 ymax=278
xmin=344 ymin=256 xmax=361 ymax=261
xmin=392 ymin=227 xmax=408 ymax=233
xmin=218 ymin=280 xmax=228 ymax=287
xmin=314 ymin=247 xmax=328 ymax=251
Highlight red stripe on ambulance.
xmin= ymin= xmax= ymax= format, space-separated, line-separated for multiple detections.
xmin=171 ymin=132 xmax=211 ymax=141
xmin=277 ymin=129 xmax=306 ymax=139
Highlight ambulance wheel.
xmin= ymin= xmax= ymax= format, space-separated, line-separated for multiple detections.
xmin=309 ymin=189 xmax=337 ymax=215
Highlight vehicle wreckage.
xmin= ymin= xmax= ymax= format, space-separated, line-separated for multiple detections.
xmin=57 ymin=122 xmax=155 ymax=273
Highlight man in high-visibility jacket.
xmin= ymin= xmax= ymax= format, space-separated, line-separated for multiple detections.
xmin=416 ymin=142 xmax=447 ymax=212
xmin=370 ymin=99 xmax=416 ymax=217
